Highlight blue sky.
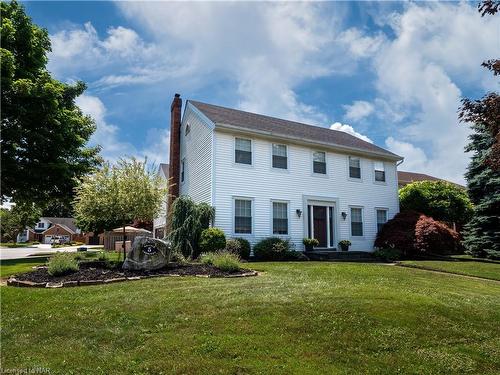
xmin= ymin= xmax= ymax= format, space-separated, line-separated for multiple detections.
xmin=24 ymin=1 xmax=498 ymax=183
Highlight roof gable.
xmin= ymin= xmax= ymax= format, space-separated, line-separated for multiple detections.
xmin=188 ymin=100 xmax=401 ymax=160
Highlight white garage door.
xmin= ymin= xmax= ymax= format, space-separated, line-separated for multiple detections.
xmin=44 ymin=235 xmax=70 ymax=244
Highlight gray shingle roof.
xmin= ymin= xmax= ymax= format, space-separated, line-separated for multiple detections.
xmin=189 ymin=100 xmax=401 ymax=160
xmin=43 ymin=217 xmax=78 ymax=232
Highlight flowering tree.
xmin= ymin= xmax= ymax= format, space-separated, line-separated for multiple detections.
xmin=73 ymin=158 xmax=168 ymax=259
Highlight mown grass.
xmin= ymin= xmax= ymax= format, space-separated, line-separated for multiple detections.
xmin=400 ymin=260 xmax=500 ymax=281
xmin=0 ymin=257 xmax=49 ymax=278
xmin=0 ymin=242 xmax=39 ymax=248
xmin=1 ymin=262 xmax=500 ymax=374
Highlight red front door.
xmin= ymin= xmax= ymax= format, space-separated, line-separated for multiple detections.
xmin=313 ymin=206 xmax=327 ymax=247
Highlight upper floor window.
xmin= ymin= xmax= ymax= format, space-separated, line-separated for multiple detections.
xmin=234 ymin=199 xmax=252 ymax=234
xmin=349 ymin=157 xmax=361 ymax=179
xmin=185 ymin=123 xmax=191 ymax=136
xmin=313 ymin=151 xmax=326 ymax=174
xmin=181 ymin=159 xmax=185 ymax=183
xmin=376 ymin=209 xmax=388 ymax=233
xmin=374 ymin=161 xmax=385 ymax=182
xmin=37 ymin=222 xmax=45 ymax=229
xmin=350 ymin=207 xmax=363 ymax=236
xmin=235 ymin=138 xmax=252 ymax=165
xmin=272 ymin=144 xmax=287 ymax=169
xmin=272 ymin=201 xmax=288 ymax=235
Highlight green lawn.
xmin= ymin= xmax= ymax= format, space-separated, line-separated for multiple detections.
xmin=400 ymin=260 xmax=500 ymax=281
xmin=2 ymin=262 xmax=499 ymax=374
xmin=0 ymin=242 xmax=39 ymax=248
xmin=0 ymin=257 xmax=48 ymax=278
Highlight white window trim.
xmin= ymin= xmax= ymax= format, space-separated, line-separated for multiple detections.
xmin=375 ymin=207 xmax=389 ymax=233
xmin=233 ymin=136 xmax=254 ymax=168
xmin=270 ymin=199 xmax=290 ymax=237
xmin=373 ymin=161 xmax=387 ymax=185
xmin=232 ymin=196 xmax=254 ymax=236
xmin=347 ymin=156 xmax=363 ymax=182
xmin=311 ymin=150 xmax=328 ymax=177
xmin=349 ymin=205 xmax=365 ymax=239
xmin=270 ymin=143 xmax=289 ymax=172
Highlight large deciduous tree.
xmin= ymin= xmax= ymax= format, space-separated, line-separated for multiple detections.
xmin=0 ymin=204 xmax=41 ymax=243
xmin=399 ymin=181 xmax=473 ymax=229
xmin=458 ymin=1 xmax=500 ymax=257
xmin=1 ymin=1 xmax=101 ymax=213
xmin=73 ymin=158 xmax=167 ymax=259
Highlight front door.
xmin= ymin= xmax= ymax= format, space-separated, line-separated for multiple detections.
xmin=313 ymin=206 xmax=327 ymax=247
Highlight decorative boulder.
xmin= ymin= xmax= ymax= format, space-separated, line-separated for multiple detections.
xmin=122 ymin=237 xmax=171 ymax=271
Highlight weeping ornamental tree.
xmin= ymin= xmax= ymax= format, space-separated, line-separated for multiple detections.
xmin=168 ymin=196 xmax=215 ymax=258
xmin=73 ymin=158 xmax=168 ymax=259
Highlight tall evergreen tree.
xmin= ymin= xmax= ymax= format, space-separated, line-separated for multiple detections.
xmin=1 ymin=1 xmax=101 ymax=213
xmin=459 ymin=2 xmax=500 ymax=257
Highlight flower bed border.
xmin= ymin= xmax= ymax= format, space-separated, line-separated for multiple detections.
xmin=7 ymin=270 xmax=259 ymax=288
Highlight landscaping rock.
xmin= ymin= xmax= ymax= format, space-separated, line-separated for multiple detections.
xmin=122 ymin=237 xmax=171 ymax=271
xmin=46 ymin=282 xmax=63 ymax=288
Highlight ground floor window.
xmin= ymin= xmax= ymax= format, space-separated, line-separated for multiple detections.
xmin=272 ymin=201 xmax=288 ymax=234
xmin=235 ymin=199 xmax=252 ymax=234
xmin=350 ymin=207 xmax=363 ymax=236
xmin=376 ymin=209 xmax=388 ymax=233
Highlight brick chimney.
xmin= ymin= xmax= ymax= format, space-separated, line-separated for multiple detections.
xmin=168 ymin=93 xmax=182 ymax=211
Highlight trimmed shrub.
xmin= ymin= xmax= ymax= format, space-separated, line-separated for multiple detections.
xmin=200 ymin=250 xmax=241 ymax=272
xmin=199 ymin=228 xmax=226 ymax=253
xmin=415 ymin=216 xmax=463 ymax=255
xmin=225 ymin=238 xmax=251 ymax=260
xmin=47 ymin=252 xmax=79 ymax=276
xmin=171 ymin=251 xmax=189 ymax=265
xmin=253 ymin=237 xmax=294 ymax=261
xmin=373 ymin=248 xmax=402 ymax=262
xmin=375 ymin=211 xmax=462 ymax=257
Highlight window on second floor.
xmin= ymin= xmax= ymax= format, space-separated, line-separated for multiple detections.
xmin=349 ymin=157 xmax=361 ymax=179
xmin=313 ymin=151 xmax=326 ymax=174
xmin=234 ymin=199 xmax=252 ymax=234
xmin=185 ymin=123 xmax=191 ymax=136
xmin=235 ymin=138 xmax=252 ymax=165
xmin=350 ymin=207 xmax=363 ymax=236
xmin=272 ymin=201 xmax=288 ymax=235
xmin=374 ymin=161 xmax=386 ymax=182
xmin=272 ymin=144 xmax=287 ymax=169
xmin=37 ymin=222 xmax=45 ymax=229
xmin=181 ymin=159 xmax=185 ymax=183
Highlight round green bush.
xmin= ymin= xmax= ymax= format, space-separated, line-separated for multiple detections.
xmin=199 ymin=227 xmax=226 ymax=253
xmin=225 ymin=237 xmax=251 ymax=260
xmin=253 ymin=237 xmax=292 ymax=261
xmin=47 ymin=252 xmax=79 ymax=276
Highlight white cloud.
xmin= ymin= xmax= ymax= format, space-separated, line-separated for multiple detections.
xmin=366 ymin=2 xmax=496 ymax=184
xmin=330 ymin=122 xmax=373 ymax=143
xmin=343 ymin=100 xmax=375 ymax=122
xmin=337 ymin=28 xmax=386 ymax=59
xmin=76 ymin=94 xmax=168 ymax=166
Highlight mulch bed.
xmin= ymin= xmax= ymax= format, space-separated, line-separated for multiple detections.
xmin=8 ymin=261 xmax=257 ymax=288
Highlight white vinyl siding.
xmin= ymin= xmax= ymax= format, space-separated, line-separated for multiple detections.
xmin=179 ymin=104 xmax=213 ymax=204
xmin=210 ymin=130 xmax=399 ymax=251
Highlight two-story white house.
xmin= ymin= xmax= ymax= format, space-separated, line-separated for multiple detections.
xmin=168 ymin=94 xmax=403 ymax=252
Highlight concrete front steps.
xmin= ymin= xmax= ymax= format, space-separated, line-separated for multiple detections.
xmin=305 ymin=250 xmax=375 ymax=261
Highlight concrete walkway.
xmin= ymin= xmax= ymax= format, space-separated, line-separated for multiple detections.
xmin=0 ymin=244 xmax=103 ymax=260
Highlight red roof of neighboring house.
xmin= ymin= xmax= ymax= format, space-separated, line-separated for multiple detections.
xmin=397 ymin=171 xmax=464 ymax=188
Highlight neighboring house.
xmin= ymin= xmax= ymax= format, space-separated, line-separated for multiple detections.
xmin=397 ymin=171 xmax=465 ymax=189
xmin=167 ymin=94 xmax=404 ymax=252
xmin=18 ymin=217 xmax=82 ymax=244
xmin=153 ymin=163 xmax=169 ymax=239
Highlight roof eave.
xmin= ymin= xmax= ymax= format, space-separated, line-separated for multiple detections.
xmin=215 ymin=123 xmax=403 ymax=162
